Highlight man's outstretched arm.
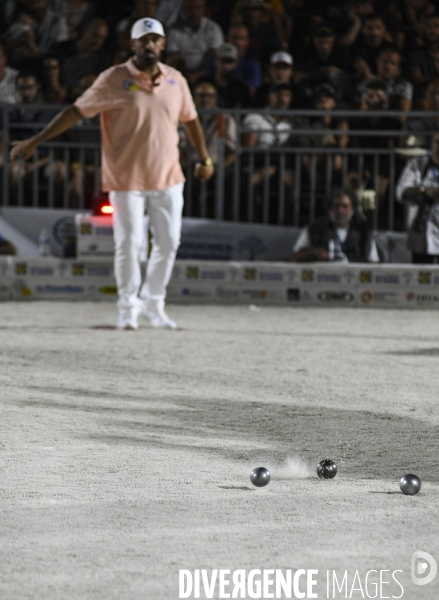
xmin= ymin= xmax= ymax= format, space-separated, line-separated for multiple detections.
xmin=10 ymin=105 xmax=84 ymax=161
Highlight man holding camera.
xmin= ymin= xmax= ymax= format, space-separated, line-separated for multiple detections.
xmin=396 ymin=134 xmax=439 ymax=263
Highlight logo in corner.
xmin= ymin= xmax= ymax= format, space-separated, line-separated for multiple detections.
xmin=411 ymin=551 xmax=437 ymax=586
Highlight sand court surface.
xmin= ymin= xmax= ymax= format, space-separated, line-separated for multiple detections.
xmin=1 ymin=302 xmax=438 ymax=599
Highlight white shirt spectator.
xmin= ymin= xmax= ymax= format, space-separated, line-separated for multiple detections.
xmin=243 ymin=113 xmax=293 ymax=149
xmin=0 ymin=66 xmax=18 ymax=104
xmin=167 ymin=17 xmax=223 ymax=71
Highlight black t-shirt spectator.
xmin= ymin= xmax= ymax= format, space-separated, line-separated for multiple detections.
xmin=296 ymin=43 xmax=353 ymax=75
xmin=54 ymin=40 xmax=111 ymax=87
xmin=353 ymin=39 xmax=395 ymax=73
xmin=197 ymin=74 xmax=251 ymax=108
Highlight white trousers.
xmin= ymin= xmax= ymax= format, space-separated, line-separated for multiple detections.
xmin=109 ymin=183 xmax=184 ymax=309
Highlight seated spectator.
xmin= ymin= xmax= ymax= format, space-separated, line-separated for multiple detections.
xmin=197 ymin=43 xmax=250 ymax=107
xmin=9 ymin=72 xmax=61 ymax=189
xmin=166 ymin=0 xmax=224 ymax=84
xmin=40 ymin=55 xmax=67 ymax=103
xmin=356 ymin=47 xmax=413 ymax=114
xmin=54 ymin=18 xmax=110 ymax=88
xmin=396 ymin=133 xmax=439 ymax=263
xmin=353 ymin=13 xmax=395 ymax=81
xmin=114 ymin=0 xmax=158 ymax=65
xmin=294 ymin=22 xmax=354 ymax=102
xmin=408 ymin=13 xmax=439 ymax=101
xmin=293 ymin=188 xmax=379 ymax=262
xmin=242 ymin=82 xmax=297 ymax=221
xmin=0 ymin=42 xmax=19 ymax=105
xmin=2 ymin=6 xmax=40 ymax=65
xmin=402 ymin=0 xmax=435 ymax=46
xmin=226 ymin=23 xmax=261 ymax=92
xmin=235 ymin=0 xmax=281 ymax=63
xmin=349 ymin=80 xmax=401 ymax=225
xmin=300 ymin=83 xmax=349 ymax=180
xmin=404 ymin=79 xmax=439 ymax=147
xmin=22 ymin=0 xmax=68 ymax=56
xmin=253 ymin=50 xmax=305 ymax=108
xmin=231 ymin=0 xmax=287 ymax=53
xmin=51 ymin=0 xmax=95 ymax=40
xmin=180 ymin=80 xmax=236 ymax=217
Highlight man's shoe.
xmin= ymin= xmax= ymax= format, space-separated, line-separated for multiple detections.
xmin=117 ymin=307 xmax=139 ymax=330
xmin=140 ymin=300 xmax=177 ymax=329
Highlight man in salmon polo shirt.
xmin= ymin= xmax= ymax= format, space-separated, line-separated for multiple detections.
xmin=10 ymin=18 xmax=214 ymax=330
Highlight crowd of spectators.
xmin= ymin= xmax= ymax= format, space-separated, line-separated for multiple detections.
xmin=2 ymin=0 xmax=439 ymax=226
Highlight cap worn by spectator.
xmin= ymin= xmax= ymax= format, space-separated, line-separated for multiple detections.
xmin=313 ymin=83 xmax=336 ymax=100
xmin=131 ymin=18 xmax=166 ymax=39
xmin=313 ymin=23 xmax=335 ymax=38
xmin=271 ymin=51 xmax=293 ymax=66
xmin=216 ymin=43 xmax=239 ymax=61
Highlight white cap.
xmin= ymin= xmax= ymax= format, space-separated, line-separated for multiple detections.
xmin=270 ymin=51 xmax=293 ymax=65
xmin=131 ymin=18 xmax=166 ymax=40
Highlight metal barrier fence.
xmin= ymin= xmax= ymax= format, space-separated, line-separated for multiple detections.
xmin=1 ymin=104 xmax=436 ymax=230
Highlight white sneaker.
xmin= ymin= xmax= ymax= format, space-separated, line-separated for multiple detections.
xmin=139 ymin=299 xmax=177 ymax=329
xmin=117 ymin=307 xmax=139 ymax=330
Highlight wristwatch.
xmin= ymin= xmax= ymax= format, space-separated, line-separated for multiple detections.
xmin=200 ymin=156 xmax=213 ymax=167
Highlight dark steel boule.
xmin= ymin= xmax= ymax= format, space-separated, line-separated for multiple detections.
xmin=399 ymin=474 xmax=421 ymax=495
xmin=316 ymin=459 xmax=337 ymax=479
xmin=250 ymin=467 xmax=271 ymax=487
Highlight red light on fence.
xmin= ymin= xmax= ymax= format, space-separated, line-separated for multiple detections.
xmin=100 ymin=204 xmax=114 ymax=215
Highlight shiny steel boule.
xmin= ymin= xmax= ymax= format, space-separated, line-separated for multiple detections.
xmin=316 ymin=459 xmax=337 ymax=479
xmin=399 ymin=474 xmax=421 ymax=495
xmin=250 ymin=467 xmax=271 ymax=487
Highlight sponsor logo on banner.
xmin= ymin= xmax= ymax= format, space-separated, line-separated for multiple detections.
xmin=53 ymin=217 xmax=76 ymax=247
xmin=434 ymin=275 xmax=439 ymax=285
xmin=361 ymin=291 xmax=399 ymax=305
xmin=259 ymin=271 xmax=284 ymax=282
xmin=95 ymin=226 xmax=113 ymax=236
xmin=72 ymin=264 xmax=85 ymax=276
xmin=375 ymin=274 xmax=400 ymax=284
xmin=217 ymin=286 xmax=240 ymax=301
xmin=181 ymin=287 xmax=212 ymax=298
xmin=317 ymin=273 xmax=342 ymax=283
xmin=98 ymin=286 xmax=118 ymax=295
xmin=317 ymin=291 xmax=355 ymax=304
xmin=302 ymin=269 xmax=314 ymax=282
xmin=302 ymin=289 xmax=312 ymax=301
xmin=81 ymin=223 xmax=92 ymax=235
xmin=360 ymin=271 xmax=372 ymax=283
xmin=186 ymin=267 xmax=199 ymax=279
xmin=201 ymin=270 xmax=226 ymax=280
xmin=13 ymin=279 xmax=32 ymax=296
xmin=419 ymin=271 xmax=431 ymax=284
xmin=415 ymin=293 xmax=439 ymax=306
xmin=287 ymin=288 xmax=301 ymax=301
xmin=15 ymin=263 xmax=27 ymax=275
xmin=29 ymin=266 xmax=55 ymax=276
xmin=35 ymin=284 xmax=84 ymax=294
xmin=244 ymin=268 xmax=257 ymax=280
xmin=242 ymin=289 xmax=268 ymax=300
xmin=87 ymin=266 xmax=113 ymax=277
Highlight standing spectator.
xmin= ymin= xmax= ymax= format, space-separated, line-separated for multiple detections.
xmin=293 ymin=188 xmax=379 ymax=263
xmin=356 ymin=47 xmax=413 ymax=113
xmin=54 ymin=18 xmax=110 ymax=88
xmin=198 ymin=43 xmax=250 ymax=107
xmin=235 ymin=0 xmax=281 ymax=63
xmin=253 ymin=50 xmax=305 ymax=108
xmin=353 ymin=13 xmax=394 ymax=80
xmin=51 ymin=0 xmax=95 ymax=40
xmin=404 ymin=79 xmax=439 ymax=147
xmin=226 ymin=23 xmax=261 ymax=92
xmin=294 ymin=23 xmax=354 ymax=103
xmin=396 ymin=133 xmax=439 ymax=263
xmin=166 ymin=0 xmax=224 ymax=84
xmin=24 ymin=0 xmax=68 ymax=55
xmin=0 ymin=42 xmax=19 ymax=105
xmin=41 ymin=55 xmax=67 ymax=103
xmin=242 ymin=82 xmax=297 ymax=221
